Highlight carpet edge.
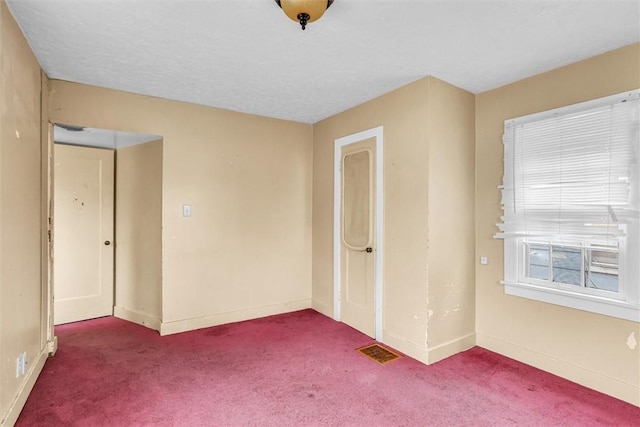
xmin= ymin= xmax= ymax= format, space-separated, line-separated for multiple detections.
xmin=114 ymin=306 xmax=161 ymax=332
xmin=160 ymin=299 xmax=312 ymax=335
xmin=476 ymin=332 xmax=640 ymax=407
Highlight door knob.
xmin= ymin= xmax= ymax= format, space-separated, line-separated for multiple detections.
xmin=366 ymin=247 xmax=373 ymax=253
xmin=104 ymin=240 xmax=111 ymax=246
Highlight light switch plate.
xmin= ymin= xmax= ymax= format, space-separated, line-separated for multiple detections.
xmin=183 ymin=204 xmax=192 ymax=217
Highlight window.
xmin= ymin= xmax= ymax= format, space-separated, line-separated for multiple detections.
xmin=497 ymin=90 xmax=640 ymax=322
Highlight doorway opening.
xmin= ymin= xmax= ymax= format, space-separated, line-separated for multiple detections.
xmin=49 ymin=124 xmax=162 ymax=327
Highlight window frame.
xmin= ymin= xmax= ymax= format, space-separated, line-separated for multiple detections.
xmin=500 ymin=90 xmax=640 ymax=322
xmin=503 ymin=238 xmax=639 ymax=322
xmin=521 ymin=240 xmax=622 ymax=300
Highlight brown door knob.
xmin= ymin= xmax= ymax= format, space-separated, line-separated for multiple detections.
xmin=366 ymin=247 xmax=373 ymax=253
xmin=105 ymin=241 xmax=111 ymax=246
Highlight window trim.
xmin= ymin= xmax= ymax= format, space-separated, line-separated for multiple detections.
xmin=503 ymin=238 xmax=639 ymax=322
xmin=499 ymin=89 xmax=640 ymax=323
xmin=521 ymin=241 xmax=623 ymax=301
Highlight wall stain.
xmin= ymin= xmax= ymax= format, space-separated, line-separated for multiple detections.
xmin=626 ymin=332 xmax=637 ymax=350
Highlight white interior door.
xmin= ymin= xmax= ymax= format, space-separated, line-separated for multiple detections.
xmin=53 ymin=144 xmax=114 ymax=325
xmin=340 ymin=138 xmax=376 ymax=337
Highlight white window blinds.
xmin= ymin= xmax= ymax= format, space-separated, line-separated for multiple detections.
xmin=497 ymin=91 xmax=640 ymax=245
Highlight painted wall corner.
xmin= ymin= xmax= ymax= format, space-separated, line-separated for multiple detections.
xmin=475 ymin=42 xmax=640 ymax=405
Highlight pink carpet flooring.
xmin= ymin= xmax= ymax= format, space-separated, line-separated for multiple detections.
xmin=17 ymin=309 xmax=640 ymax=426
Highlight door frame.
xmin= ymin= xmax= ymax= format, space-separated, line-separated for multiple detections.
xmin=43 ymin=119 xmax=57 ymax=354
xmin=333 ymin=126 xmax=384 ymax=341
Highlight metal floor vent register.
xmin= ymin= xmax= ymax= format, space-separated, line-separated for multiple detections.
xmin=357 ymin=344 xmax=401 ymax=364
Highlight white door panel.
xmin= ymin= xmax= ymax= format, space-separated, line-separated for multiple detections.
xmin=54 ymin=144 xmax=114 ymax=325
xmin=340 ymin=138 xmax=376 ymax=337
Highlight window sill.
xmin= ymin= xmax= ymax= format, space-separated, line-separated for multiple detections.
xmin=502 ymin=280 xmax=640 ymax=322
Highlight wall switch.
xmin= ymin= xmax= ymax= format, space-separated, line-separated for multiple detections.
xmin=182 ymin=204 xmax=192 ymax=217
xmin=480 ymin=256 xmax=488 ymax=265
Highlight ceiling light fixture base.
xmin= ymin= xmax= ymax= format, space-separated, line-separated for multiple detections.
xmin=275 ymin=0 xmax=334 ymax=31
xmin=297 ymin=13 xmax=310 ymax=30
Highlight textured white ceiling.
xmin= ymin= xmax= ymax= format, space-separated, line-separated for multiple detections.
xmin=7 ymin=0 xmax=640 ymax=124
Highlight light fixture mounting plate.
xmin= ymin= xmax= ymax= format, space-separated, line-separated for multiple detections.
xmin=275 ymin=1 xmax=335 ymax=30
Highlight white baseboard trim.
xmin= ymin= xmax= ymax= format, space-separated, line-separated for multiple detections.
xmin=47 ymin=336 xmax=58 ymax=356
xmin=2 ymin=346 xmax=48 ymax=427
xmin=382 ymin=331 xmax=430 ymax=365
xmin=427 ymin=333 xmax=477 ymax=364
xmin=382 ymin=331 xmax=476 ymax=365
xmin=476 ymin=332 xmax=640 ymax=407
xmin=114 ymin=306 xmax=161 ymax=332
xmin=311 ymin=299 xmax=332 ymax=318
xmin=159 ymin=299 xmax=312 ymax=336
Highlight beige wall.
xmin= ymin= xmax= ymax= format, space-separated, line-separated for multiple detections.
xmin=3 ymin=0 xmax=638 ymax=415
xmin=425 ymin=78 xmax=476 ymax=357
xmin=115 ymin=140 xmax=163 ymax=329
xmin=475 ymin=43 xmax=640 ymax=406
xmin=48 ymin=81 xmax=313 ymax=334
xmin=0 ymin=2 xmax=50 ymax=424
xmin=312 ymin=76 xmax=475 ymax=364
